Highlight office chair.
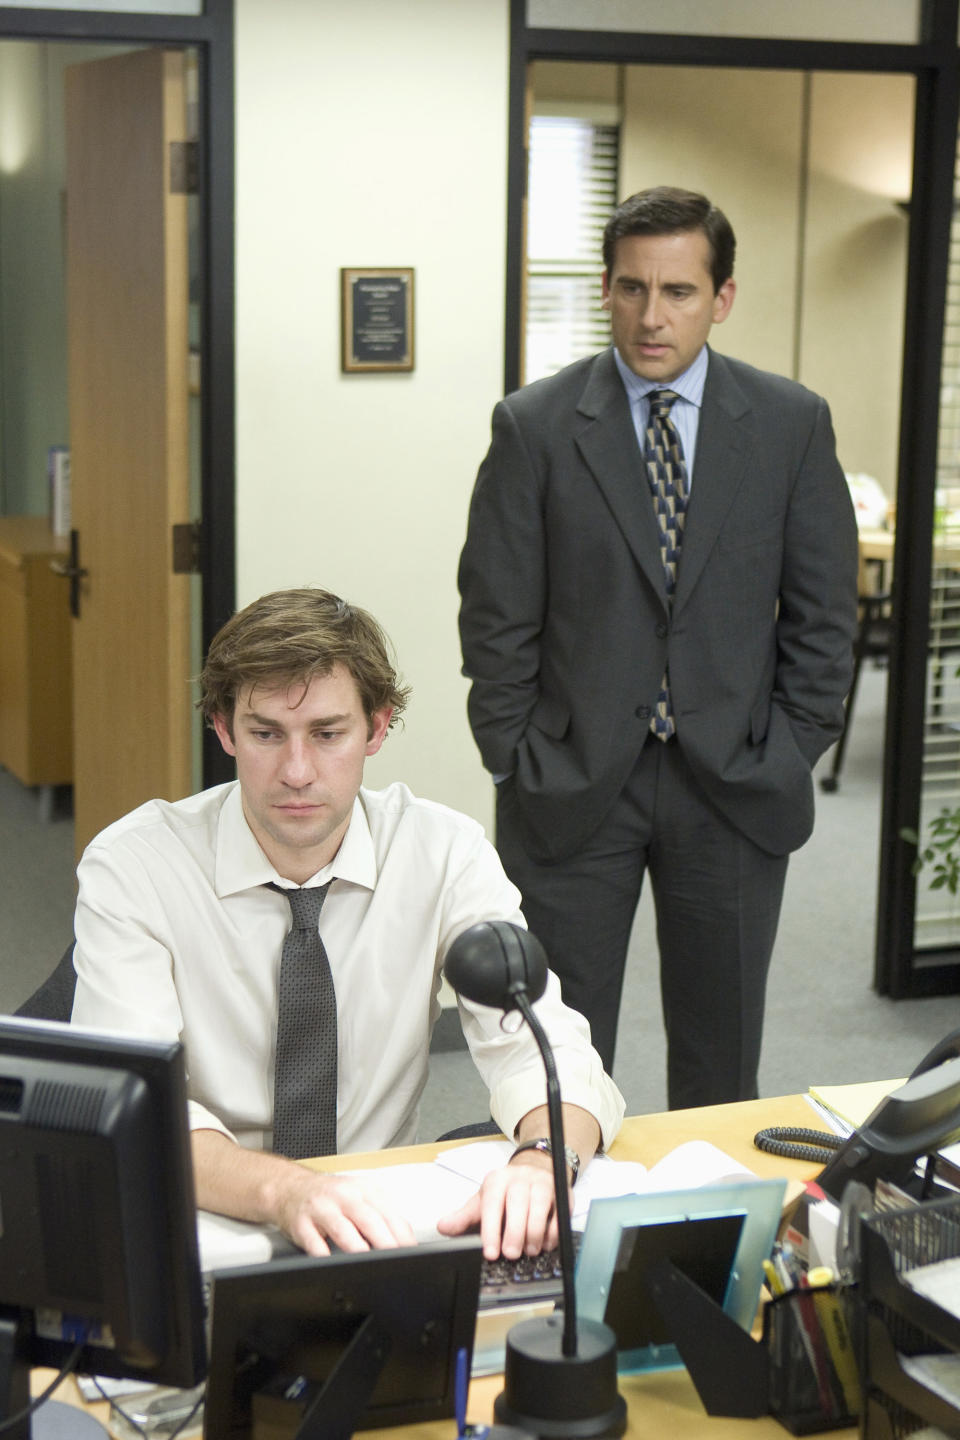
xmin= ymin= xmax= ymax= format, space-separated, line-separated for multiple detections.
xmin=436 ymin=1120 xmax=503 ymax=1142
xmin=822 ymin=572 xmax=960 ymax=793
xmin=820 ymin=591 xmax=891 ymax=793
xmin=14 ymin=942 xmax=77 ymax=1021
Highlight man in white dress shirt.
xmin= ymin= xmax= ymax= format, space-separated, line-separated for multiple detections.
xmin=72 ymin=587 xmax=623 ymax=1261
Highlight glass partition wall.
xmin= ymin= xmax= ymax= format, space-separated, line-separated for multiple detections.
xmin=508 ymin=0 xmax=960 ymax=1001
xmin=909 ymin=145 xmax=960 ymax=955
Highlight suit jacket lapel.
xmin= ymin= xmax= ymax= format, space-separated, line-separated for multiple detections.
xmin=573 ymin=350 xmax=667 ymax=608
xmin=674 ymin=349 xmax=753 ymax=613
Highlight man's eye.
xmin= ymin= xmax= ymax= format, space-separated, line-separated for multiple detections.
xmin=251 ymin=730 xmax=278 ymax=741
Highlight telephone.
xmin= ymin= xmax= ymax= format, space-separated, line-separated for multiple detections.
xmin=816 ymin=1033 xmax=960 ymax=1201
xmin=754 ymin=1029 xmax=960 ymax=1201
xmin=908 ymin=1027 xmax=960 ymax=1078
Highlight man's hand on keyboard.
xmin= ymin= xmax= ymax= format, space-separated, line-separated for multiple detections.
xmin=437 ymin=1150 xmax=565 ymax=1261
xmin=438 ymin=1102 xmax=600 ymax=1261
xmin=191 ymin=1129 xmax=416 ymax=1257
xmin=270 ymin=1168 xmax=418 ymax=1257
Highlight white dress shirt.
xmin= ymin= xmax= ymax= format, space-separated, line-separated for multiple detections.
xmin=72 ymin=780 xmax=624 ymax=1155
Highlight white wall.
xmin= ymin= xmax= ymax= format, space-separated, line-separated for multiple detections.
xmin=803 ymin=71 xmax=913 ymax=491
xmin=620 ymin=65 xmax=803 ymax=384
xmin=618 ymin=64 xmax=912 ymax=495
xmin=234 ymin=0 xmax=509 ymax=831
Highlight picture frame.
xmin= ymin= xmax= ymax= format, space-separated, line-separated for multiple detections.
xmin=574 ymin=1177 xmax=785 ymax=1374
xmin=341 ymin=267 xmax=415 ymax=372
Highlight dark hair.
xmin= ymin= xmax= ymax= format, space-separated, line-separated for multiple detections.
xmin=602 ymin=186 xmax=736 ymax=292
xmin=199 ymin=588 xmax=410 ymax=734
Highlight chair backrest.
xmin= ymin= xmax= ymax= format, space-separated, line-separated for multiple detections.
xmin=14 ymin=943 xmax=77 ymax=1022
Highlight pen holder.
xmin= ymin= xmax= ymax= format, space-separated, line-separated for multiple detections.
xmin=764 ymin=1285 xmax=860 ymax=1435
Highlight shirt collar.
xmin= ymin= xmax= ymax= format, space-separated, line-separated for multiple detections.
xmin=612 ymin=342 xmax=709 ymax=409
xmin=214 ymin=783 xmax=378 ymax=896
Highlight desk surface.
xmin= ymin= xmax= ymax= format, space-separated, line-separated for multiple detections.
xmin=859 ymin=523 xmax=960 ymax=566
xmin=36 ymin=1094 xmax=855 ymax=1439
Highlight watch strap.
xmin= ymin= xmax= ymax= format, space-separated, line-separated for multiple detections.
xmin=509 ymin=1135 xmax=581 ymax=1185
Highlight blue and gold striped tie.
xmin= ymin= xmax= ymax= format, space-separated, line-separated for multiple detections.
xmin=644 ymin=389 xmax=688 ymax=740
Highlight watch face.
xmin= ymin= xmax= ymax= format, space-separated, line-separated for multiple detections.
xmin=512 ymin=1137 xmax=580 ymax=1182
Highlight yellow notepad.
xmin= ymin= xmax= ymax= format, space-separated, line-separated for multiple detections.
xmin=808 ymin=1078 xmax=906 ymax=1130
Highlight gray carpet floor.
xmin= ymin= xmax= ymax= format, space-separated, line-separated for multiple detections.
xmin=2 ymin=662 xmax=956 ymax=1142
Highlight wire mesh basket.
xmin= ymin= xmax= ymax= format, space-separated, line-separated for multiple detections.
xmin=858 ymin=1195 xmax=960 ymax=1440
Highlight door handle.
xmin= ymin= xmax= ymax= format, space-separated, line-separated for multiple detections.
xmin=50 ymin=528 xmax=88 ymax=618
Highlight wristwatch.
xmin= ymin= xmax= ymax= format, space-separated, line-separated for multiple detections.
xmin=509 ymin=1136 xmax=581 ymax=1186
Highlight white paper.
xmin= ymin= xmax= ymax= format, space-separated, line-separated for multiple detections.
xmin=434 ymin=1137 xmax=753 ymax=1225
xmin=899 ymin=1352 xmax=960 ymax=1407
xmin=902 ymin=1255 xmax=960 ymax=1321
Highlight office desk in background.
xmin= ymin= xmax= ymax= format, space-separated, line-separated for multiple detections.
xmin=35 ymin=1094 xmax=856 ymax=1440
xmin=858 ymin=522 xmax=960 ymax=585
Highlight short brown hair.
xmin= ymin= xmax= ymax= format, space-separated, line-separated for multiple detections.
xmin=200 ymin=588 xmax=410 ymax=733
xmin=602 ymin=186 xmax=736 ymax=293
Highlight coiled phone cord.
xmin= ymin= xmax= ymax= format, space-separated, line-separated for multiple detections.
xmin=753 ymin=1126 xmax=845 ymax=1164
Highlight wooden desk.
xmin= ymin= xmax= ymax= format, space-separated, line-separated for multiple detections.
xmin=858 ymin=523 xmax=960 ymax=580
xmin=857 ymin=527 xmax=894 ymax=566
xmin=34 ymin=1095 xmax=856 ymax=1439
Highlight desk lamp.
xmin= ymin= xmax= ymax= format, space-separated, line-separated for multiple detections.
xmin=445 ymin=922 xmax=626 ymax=1439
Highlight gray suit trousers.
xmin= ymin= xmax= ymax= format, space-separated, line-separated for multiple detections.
xmin=495 ymin=735 xmax=789 ymax=1110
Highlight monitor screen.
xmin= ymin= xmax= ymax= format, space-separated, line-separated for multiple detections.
xmin=203 ymin=1240 xmax=482 ymax=1438
xmin=0 ymin=1015 xmax=207 ymax=1427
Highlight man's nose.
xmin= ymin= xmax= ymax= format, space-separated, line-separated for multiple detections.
xmin=640 ymin=291 xmax=664 ymax=328
xmin=279 ymin=740 xmax=315 ymax=786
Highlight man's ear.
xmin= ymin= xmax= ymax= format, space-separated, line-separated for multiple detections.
xmin=365 ymin=706 xmax=393 ymax=757
xmin=212 ymin=711 xmax=237 ymax=757
xmin=601 ymin=270 xmax=611 ymax=309
xmin=712 ymin=277 xmax=736 ymax=325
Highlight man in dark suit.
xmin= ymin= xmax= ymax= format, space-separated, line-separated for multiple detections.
xmin=458 ymin=187 xmax=858 ymax=1109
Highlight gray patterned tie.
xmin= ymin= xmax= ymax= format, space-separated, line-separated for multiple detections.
xmin=644 ymin=389 xmax=689 ymax=740
xmin=270 ymin=882 xmax=337 ymax=1159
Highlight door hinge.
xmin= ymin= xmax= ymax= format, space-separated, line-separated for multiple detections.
xmin=169 ymin=140 xmax=199 ymax=195
xmin=172 ymin=521 xmax=202 ymax=574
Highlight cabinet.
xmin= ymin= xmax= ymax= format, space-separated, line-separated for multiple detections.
xmin=0 ymin=516 xmax=72 ymax=788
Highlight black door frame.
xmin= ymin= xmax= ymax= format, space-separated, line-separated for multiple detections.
xmin=0 ymin=1 xmax=235 ymax=789
xmin=506 ymin=0 xmax=960 ymax=997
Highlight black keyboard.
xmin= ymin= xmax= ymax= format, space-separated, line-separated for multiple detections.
xmin=478 ymin=1231 xmax=582 ymax=1309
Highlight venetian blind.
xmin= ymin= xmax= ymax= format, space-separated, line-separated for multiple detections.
xmin=524 ymin=116 xmax=618 ymax=385
xmin=915 ymin=140 xmax=960 ymax=948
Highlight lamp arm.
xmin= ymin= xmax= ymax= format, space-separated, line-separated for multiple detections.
xmin=512 ymin=989 xmax=578 ymax=1358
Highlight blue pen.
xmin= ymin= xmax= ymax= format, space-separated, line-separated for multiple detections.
xmin=455 ymin=1345 xmax=469 ymax=1437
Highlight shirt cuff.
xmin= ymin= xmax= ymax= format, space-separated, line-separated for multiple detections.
xmin=489 ymin=1064 xmax=625 ymax=1154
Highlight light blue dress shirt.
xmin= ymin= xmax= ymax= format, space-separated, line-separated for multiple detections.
xmin=612 ymin=342 xmax=709 ymax=484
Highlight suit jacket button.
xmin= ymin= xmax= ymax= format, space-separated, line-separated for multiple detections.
xmin=635 ymin=704 xmax=652 ymax=719
xmin=655 ymin=622 xmax=668 ymax=638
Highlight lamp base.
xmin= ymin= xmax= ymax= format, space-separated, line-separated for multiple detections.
xmin=493 ymin=1314 xmax=626 ymax=1439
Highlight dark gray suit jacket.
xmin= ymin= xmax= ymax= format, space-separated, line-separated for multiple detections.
xmin=458 ymin=346 xmax=859 ymax=862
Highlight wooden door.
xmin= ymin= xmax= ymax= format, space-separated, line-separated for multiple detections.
xmin=65 ymin=49 xmax=192 ymax=857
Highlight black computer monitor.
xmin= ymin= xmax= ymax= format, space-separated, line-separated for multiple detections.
xmin=203 ymin=1240 xmax=483 ymax=1439
xmin=0 ymin=1015 xmax=207 ymax=1437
